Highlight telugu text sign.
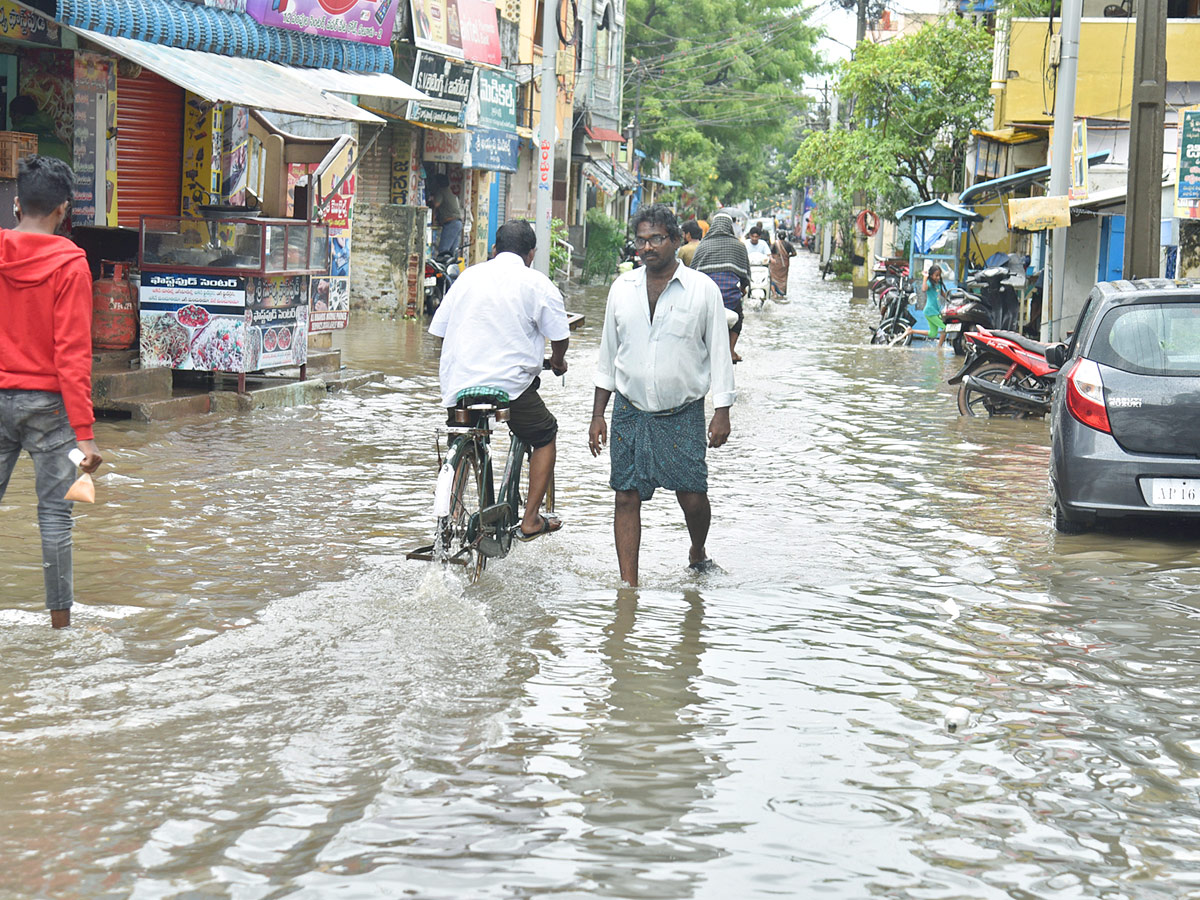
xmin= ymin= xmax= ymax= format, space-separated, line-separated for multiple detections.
xmin=245 ymin=0 xmax=399 ymax=46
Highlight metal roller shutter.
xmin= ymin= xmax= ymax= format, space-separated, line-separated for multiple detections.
xmin=117 ymin=70 xmax=183 ymax=228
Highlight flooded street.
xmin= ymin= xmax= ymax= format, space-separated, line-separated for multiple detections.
xmin=7 ymin=252 xmax=1200 ymax=899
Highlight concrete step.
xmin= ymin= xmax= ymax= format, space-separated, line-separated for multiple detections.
xmin=321 ymin=369 xmax=385 ymax=392
xmin=110 ymin=392 xmax=212 ymax=422
xmin=305 ymin=349 xmax=342 ymax=375
xmin=93 ymin=365 xmax=174 ymax=410
xmin=211 ymin=378 xmax=329 ymax=413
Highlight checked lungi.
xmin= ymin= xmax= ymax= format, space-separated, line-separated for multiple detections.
xmin=609 ymin=392 xmax=708 ymax=501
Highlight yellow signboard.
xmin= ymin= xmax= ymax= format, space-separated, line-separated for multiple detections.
xmin=1008 ymin=195 xmax=1070 ymax=231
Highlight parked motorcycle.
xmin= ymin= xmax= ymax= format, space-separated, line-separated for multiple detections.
xmin=423 ymin=250 xmax=463 ymax=315
xmin=870 ymin=278 xmax=917 ymax=345
xmin=941 ymin=264 xmax=1022 ymax=356
xmin=949 ymin=326 xmax=1061 ymax=417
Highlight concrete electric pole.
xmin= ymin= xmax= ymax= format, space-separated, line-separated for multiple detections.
xmin=1046 ymin=0 xmax=1082 ymax=342
xmin=1123 ymin=0 xmax=1167 ymax=280
xmin=533 ymin=0 xmax=558 ymax=275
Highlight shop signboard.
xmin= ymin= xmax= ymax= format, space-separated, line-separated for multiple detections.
xmin=424 ymin=128 xmax=466 ymax=163
xmin=390 ymin=128 xmax=421 ymax=205
xmin=410 ymin=0 xmax=500 ymax=65
xmin=407 ymin=52 xmax=474 ymax=128
xmin=140 ymin=272 xmax=310 ymax=372
xmin=1007 ymin=195 xmax=1069 ymax=232
xmin=310 ymin=139 xmax=356 ymax=331
xmin=464 ymin=128 xmax=518 ymax=173
xmin=72 ymin=53 xmax=109 ymax=228
xmin=0 ymin=0 xmax=60 ymax=45
xmin=245 ymin=0 xmax=399 ymax=46
xmin=1175 ymin=106 xmax=1200 ymax=219
xmin=468 ymin=69 xmax=516 ymax=132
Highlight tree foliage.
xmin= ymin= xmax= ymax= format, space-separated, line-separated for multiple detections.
xmin=789 ymin=17 xmax=993 ymax=210
xmin=624 ymin=0 xmax=822 ymax=206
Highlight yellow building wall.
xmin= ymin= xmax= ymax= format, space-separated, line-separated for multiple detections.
xmin=1001 ymin=18 xmax=1200 ymax=125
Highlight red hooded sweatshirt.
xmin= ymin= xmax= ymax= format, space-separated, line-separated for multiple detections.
xmin=0 ymin=229 xmax=95 ymax=441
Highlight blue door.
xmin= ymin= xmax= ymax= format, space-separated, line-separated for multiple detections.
xmin=1098 ymin=214 xmax=1125 ymax=282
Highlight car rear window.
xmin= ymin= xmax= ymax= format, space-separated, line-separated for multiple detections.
xmin=1089 ymin=302 xmax=1200 ymax=376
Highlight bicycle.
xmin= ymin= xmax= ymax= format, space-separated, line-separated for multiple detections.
xmin=406 ymin=363 xmax=558 ymax=582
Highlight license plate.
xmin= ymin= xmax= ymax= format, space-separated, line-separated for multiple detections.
xmin=424 ymin=277 xmax=437 ymax=287
xmin=944 ymin=322 xmax=962 ymax=334
xmin=1148 ymin=478 xmax=1200 ymax=506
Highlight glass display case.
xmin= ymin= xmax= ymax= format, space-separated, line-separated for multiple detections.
xmin=139 ymin=216 xmax=330 ymax=275
xmin=137 ymin=216 xmax=324 ymax=377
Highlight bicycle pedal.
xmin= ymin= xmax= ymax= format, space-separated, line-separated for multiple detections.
xmin=478 ymin=535 xmax=505 ymax=558
xmin=478 ymin=503 xmax=512 ymax=527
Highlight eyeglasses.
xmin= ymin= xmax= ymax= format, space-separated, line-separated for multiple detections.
xmin=633 ymin=234 xmax=670 ymax=248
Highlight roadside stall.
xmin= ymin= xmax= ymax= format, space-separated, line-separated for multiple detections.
xmin=895 ymin=199 xmax=981 ymax=287
xmin=138 ymin=214 xmax=329 ymax=393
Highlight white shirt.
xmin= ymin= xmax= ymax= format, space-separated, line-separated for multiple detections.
xmin=594 ymin=262 xmax=737 ymax=412
xmin=744 ymin=238 xmax=771 ymax=262
xmin=430 ymin=252 xmax=570 ymax=408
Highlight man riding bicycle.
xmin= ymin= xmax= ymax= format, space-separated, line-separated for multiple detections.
xmin=428 ymin=219 xmax=569 ymax=541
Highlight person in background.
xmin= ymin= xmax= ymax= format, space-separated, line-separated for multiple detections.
xmin=744 ymin=226 xmax=771 ymax=262
xmin=768 ymin=227 xmax=793 ymax=303
xmin=429 ymin=219 xmax=569 ymax=541
xmin=426 ymin=172 xmax=463 ymax=258
xmin=589 ymin=204 xmax=735 ymax=586
xmin=0 ymin=156 xmax=103 ymax=629
xmin=691 ymin=211 xmax=751 ymax=363
xmin=678 ymin=219 xmax=702 ymax=266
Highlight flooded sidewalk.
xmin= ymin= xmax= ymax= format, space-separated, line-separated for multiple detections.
xmin=4 ymin=253 xmax=1200 ymax=898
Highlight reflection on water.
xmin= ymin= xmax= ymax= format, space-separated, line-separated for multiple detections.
xmin=3 ymin=254 xmax=1200 ymax=897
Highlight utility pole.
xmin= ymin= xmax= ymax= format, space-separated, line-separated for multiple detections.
xmin=1123 ymin=0 xmax=1167 ymax=280
xmin=856 ymin=0 xmax=868 ymax=45
xmin=823 ymin=87 xmax=837 ymax=266
xmin=1046 ymin=0 xmax=1082 ymax=342
xmin=533 ymin=0 xmax=558 ymax=275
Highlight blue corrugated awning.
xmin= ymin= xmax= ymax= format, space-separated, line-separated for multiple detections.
xmin=958 ymin=0 xmax=996 ymax=10
xmin=960 ymin=151 xmax=1110 ymax=204
xmin=57 ymin=0 xmax=392 ymax=73
xmin=642 ymin=175 xmax=682 ymax=187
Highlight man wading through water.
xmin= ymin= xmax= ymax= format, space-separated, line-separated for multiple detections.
xmin=0 ymin=156 xmax=103 ymax=628
xmin=589 ymin=204 xmax=736 ymax=586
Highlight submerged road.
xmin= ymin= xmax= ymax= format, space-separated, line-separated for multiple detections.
xmin=3 ymin=252 xmax=1200 ymax=898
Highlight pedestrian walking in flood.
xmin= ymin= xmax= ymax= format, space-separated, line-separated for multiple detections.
xmin=0 ymin=156 xmax=103 ymax=629
xmin=589 ymin=204 xmax=736 ymax=587
xmin=690 ymin=210 xmax=751 ymax=363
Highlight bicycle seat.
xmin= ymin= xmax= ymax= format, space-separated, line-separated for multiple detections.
xmin=455 ymin=386 xmax=511 ymax=405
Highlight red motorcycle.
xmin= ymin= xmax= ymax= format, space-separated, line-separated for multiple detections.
xmin=948 ymin=326 xmax=1062 ymax=418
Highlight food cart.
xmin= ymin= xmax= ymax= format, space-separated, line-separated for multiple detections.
xmin=138 ymin=213 xmax=330 ymax=393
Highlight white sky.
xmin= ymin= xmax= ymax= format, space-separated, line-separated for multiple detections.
xmin=807 ymin=0 xmax=943 ymax=64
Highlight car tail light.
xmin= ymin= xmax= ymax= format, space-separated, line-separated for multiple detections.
xmin=1065 ymin=358 xmax=1111 ymax=434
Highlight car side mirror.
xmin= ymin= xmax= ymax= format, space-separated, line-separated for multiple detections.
xmin=1045 ymin=343 xmax=1068 ymax=369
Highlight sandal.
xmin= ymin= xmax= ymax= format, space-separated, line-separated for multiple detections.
xmin=515 ymin=514 xmax=563 ymax=542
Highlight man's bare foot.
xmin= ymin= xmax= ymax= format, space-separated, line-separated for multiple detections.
xmin=50 ymin=609 xmax=70 ymax=629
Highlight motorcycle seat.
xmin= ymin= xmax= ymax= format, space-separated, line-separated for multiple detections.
xmin=989 ymin=329 xmax=1051 ymax=356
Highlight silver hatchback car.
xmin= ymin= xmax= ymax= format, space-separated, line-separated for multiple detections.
xmin=1048 ymin=280 xmax=1200 ymax=534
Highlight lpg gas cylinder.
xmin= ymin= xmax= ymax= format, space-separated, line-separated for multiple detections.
xmin=91 ymin=260 xmax=138 ymax=350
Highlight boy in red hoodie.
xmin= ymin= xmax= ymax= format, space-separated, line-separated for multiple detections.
xmin=0 ymin=155 xmax=103 ymax=628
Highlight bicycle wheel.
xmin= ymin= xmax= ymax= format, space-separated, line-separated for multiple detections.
xmin=441 ymin=442 xmax=488 ymax=581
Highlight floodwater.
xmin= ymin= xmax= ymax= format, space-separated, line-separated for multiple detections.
xmin=4 ymin=254 xmax=1200 ymax=899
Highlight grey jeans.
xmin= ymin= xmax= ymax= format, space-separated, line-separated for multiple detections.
xmin=0 ymin=390 xmax=77 ymax=611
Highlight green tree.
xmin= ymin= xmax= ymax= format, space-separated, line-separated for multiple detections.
xmin=790 ymin=17 xmax=993 ymax=209
xmin=625 ymin=0 xmax=822 ymax=204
